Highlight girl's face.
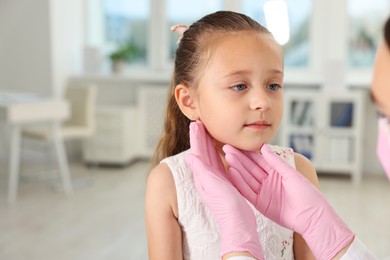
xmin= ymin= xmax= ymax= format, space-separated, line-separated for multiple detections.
xmin=192 ymin=31 xmax=284 ymax=152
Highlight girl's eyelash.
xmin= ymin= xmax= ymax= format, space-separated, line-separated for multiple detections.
xmin=230 ymin=83 xmax=282 ymax=91
xmin=231 ymin=84 xmax=247 ymax=91
xmin=266 ymin=83 xmax=281 ymax=91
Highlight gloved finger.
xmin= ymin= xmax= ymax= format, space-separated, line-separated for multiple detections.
xmin=185 ymin=153 xmax=224 ymax=191
xmin=229 ymin=163 xmax=261 ymax=196
xmin=260 ymin=144 xmax=296 ymax=178
xmin=200 ymin=123 xmax=220 ymax=169
xmin=185 ymin=153 xmax=210 ymax=191
xmin=188 ymin=122 xmax=204 ymax=157
xmin=189 ymin=122 xmax=207 ymax=162
xmin=228 ymin=167 xmax=258 ymax=204
xmin=257 ymin=171 xmax=283 ymax=220
xmin=225 ymin=152 xmax=262 ymax=193
xmin=191 ymin=121 xmax=227 ymax=177
xmin=223 ymin=144 xmax=268 ymax=183
xmin=190 ymin=121 xmax=219 ymax=167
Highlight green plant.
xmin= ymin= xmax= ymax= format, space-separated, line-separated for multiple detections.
xmin=109 ymin=43 xmax=137 ymax=62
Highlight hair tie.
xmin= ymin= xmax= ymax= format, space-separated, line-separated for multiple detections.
xmin=171 ymin=24 xmax=189 ymax=44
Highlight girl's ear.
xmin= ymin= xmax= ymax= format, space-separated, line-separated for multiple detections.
xmin=175 ymin=84 xmax=198 ymax=120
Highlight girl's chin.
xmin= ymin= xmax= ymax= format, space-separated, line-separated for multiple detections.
xmin=224 ymin=143 xmax=264 ymax=152
xmin=244 ymin=147 xmax=262 ymax=153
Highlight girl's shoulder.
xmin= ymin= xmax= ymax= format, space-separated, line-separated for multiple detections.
xmin=148 ymin=150 xmax=189 ymax=186
xmin=293 ymin=152 xmax=320 ymax=189
xmin=147 ymin=162 xmax=174 ymax=189
xmin=145 ymin=151 xmax=189 ymax=219
xmin=146 ymin=161 xmax=179 ymax=218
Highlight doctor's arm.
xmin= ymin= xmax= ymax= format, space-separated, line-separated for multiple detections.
xmin=223 ymin=144 xmax=377 ymax=260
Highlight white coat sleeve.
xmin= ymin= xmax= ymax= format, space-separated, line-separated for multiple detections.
xmin=227 ymin=236 xmax=377 ymax=260
xmin=339 ymin=237 xmax=377 ymax=260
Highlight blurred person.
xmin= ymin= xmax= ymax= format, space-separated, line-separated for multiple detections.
xmin=371 ymin=16 xmax=390 ymax=179
xmin=372 ymin=16 xmax=390 ymax=117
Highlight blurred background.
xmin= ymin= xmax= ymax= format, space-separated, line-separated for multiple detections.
xmin=0 ymin=0 xmax=390 ymax=259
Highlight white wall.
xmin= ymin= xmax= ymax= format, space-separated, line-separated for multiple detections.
xmin=0 ymin=0 xmax=84 ymax=96
xmin=49 ymin=0 xmax=85 ymax=97
xmin=0 ymin=0 xmax=53 ymax=95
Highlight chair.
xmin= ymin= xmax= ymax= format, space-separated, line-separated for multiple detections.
xmin=21 ymin=85 xmax=97 ymax=194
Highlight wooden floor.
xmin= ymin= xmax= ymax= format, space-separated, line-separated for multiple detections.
xmin=0 ymin=160 xmax=390 ymax=260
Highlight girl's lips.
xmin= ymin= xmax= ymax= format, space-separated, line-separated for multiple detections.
xmin=244 ymin=121 xmax=271 ymax=130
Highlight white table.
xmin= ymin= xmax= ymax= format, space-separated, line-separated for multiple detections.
xmin=0 ymin=92 xmax=71 ymax=205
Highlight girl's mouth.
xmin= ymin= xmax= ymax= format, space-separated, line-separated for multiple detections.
xmin=244 ymin=121 xmax=271 ymax=130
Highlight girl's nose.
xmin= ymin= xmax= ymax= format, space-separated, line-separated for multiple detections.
xmin=249 ymin=88 xmax=271 ymax=111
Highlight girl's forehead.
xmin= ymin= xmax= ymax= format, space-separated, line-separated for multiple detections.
xmin=204 ymin=31 xmax=272 ymax=47
xmin=192 ymin=31 xmax=282 ymax=85
xmin=207 ymin=32 xmax=282 ymax=64
xmin=206 ymin=32 xmax=281 ymax=57
xmin=194 ymin=33 xmax=283 ymax=85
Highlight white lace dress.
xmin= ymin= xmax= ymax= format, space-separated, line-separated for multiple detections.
xmin=161 ymin=145 xmax=296 ymax=260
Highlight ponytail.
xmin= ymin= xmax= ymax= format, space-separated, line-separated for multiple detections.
xmin=150 ymin=74 xmax=191 ymax=167
xmin=384 ymin=16 xmax=390 ymax=49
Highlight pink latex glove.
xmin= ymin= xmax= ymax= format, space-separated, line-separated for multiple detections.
xmin=184 ymin=121 xmax=264 ymax=260
xmin=377 ymin=117 xmax=390 ymax=181
xmin=223 ymin=144 xmax=354 ymax=260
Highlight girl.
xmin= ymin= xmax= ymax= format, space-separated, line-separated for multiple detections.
xmin=145 ymin=11 xmax=320 ymax=259
xmin=145 ymin=11 xmax=374 ymax=260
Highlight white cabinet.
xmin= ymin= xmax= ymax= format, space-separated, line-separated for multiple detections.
xmin=83 ymin=106 xmax=138 ymax=165
xmin=280 ymin=89 xmax=366 ymax=183
xmin=82 ymin=85 xmax=168 ymax=165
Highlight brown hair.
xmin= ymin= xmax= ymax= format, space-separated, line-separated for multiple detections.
xmin=150 ymin=11 xmax=271 ymax=167
xmin=384 ymin=16 xmax=390 ymax=48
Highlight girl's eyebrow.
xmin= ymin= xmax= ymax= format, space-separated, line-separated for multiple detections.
xmin=269 ymin=69 xmax=284 ymax=76
xmin=222 ymin=70 xmax=252 ymax=78
xmin=222 ymin=69 xmax=283 ymax=79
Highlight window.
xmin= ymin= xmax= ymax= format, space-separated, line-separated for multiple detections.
xmin=347 ymin=0 xmax=390 ymax=68
xmin=90 ymin=0 xmax=389 ymax=83
xmin=103 ymin=0 xmax=150 ymax=64
xmin=166 ymin=0 xmax=312 ymax=68
xmin=242 ymin=0 xmax=312 ymax=68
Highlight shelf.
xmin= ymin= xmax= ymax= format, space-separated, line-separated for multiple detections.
xmin=281 ymin=89 xmax=366 ymax=183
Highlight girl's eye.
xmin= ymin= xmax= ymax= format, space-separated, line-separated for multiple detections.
xmin=266 ymin=83 xmax=281 ymax=91
xmin=231 ymin=84 xmax=247 ymax=91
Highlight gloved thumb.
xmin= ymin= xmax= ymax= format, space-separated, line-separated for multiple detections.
xmin=260 ymin=144 xmax=293 ymax=178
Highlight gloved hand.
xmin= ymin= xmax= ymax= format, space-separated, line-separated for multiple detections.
xmin=184 ymin=121 xmax=263 ymax=260
xmin=377 ymin=117 xmax=390 ymax=180
xmin=223 ymin=144 xmax=354 ymax=260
